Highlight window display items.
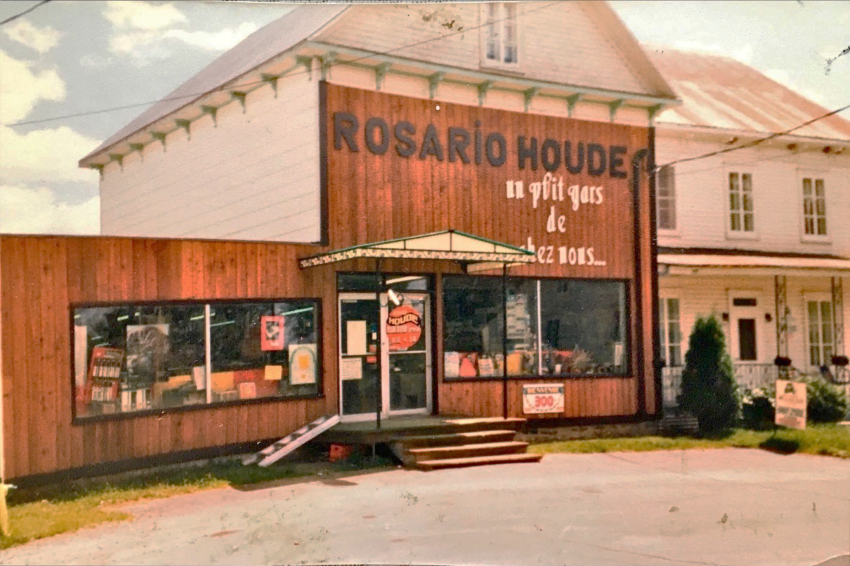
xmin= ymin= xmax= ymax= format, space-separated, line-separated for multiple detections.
xmin=289 ymin=344 xmax=317 ymax=385
xmin=386 ymin=304 xmax=422 ymax=351
xmin=125 ymin=324 xmax=170 ymax=386
xmin=261 ymin=315 xmax=285 ymax=351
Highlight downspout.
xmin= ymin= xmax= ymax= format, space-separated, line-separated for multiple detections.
xmin=0 ymin=242 xmax=12 ymax=537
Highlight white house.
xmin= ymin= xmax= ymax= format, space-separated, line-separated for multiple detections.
xmin=650 ymin=48 xmax=850 ymax=404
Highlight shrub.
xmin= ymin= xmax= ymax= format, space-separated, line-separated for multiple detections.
xmin=678 ymin=316 xmax=740 ymax=434
xmin=742 ymin=386 xmax=775 ymax=430
xmin=806 ymin=379 xmax=847 ymax=423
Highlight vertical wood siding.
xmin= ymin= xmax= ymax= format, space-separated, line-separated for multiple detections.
xmin=0 ymin=236 xmax=338 ymax=481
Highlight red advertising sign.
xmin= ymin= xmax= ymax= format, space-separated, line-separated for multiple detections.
xmin=387 ymin=305 xmax=422 ymax=351
xmin=260 ymin=315 xmax=285 ymax=351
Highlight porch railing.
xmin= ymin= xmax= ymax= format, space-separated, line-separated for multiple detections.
xmin=661 ymin=364 xmax=819 ymax=409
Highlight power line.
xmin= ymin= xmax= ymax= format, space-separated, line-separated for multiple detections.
xmin=654 ymin=103 xmax=850 ymax=172
xmin=4 ymin=2 xmax=559 ymax=129
xmin=0 ymin=0 xmax=52 ymax=26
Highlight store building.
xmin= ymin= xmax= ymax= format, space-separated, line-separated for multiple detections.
xmin=649 ymin=49 xmax=850 ymax=405
xmin=0 ymin=2 xmax=680 ymax=483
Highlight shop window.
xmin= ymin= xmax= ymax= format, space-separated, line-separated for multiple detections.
xmin=656 ymin=165 xmax=676 ymax=231
xmin=442 ymin=276 xmax=628 ymax=379
xmin=659 ymin=298 xmax=683 ymax=367
xmin=802 ymin=177 xmax=827 ymax=237
xmin=443 ymin=277 xmax=506 ymax=378
xmin=728 ymin=171 xmax=755 ymax=234
xmin=73 ymin=299 xmax=320 ymax=419
xmin=482 ymin=3 xmax=519 ymax=67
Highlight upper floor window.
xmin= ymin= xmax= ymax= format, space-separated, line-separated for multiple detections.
xmin=728 ymin=171 xmax=754 ymax=233
xmin=484 ymin=3 xmax=518 ymax=66
xmin=656 ymin=165 xmax=676 ymax=231
xmin=802 ymin=177 xmax=827 ymax=237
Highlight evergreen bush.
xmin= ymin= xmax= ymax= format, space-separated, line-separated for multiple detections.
xmin=678 ymin=315 xmax=740 ymax=434
xmin=806 ymin=379 xmax=847 ymax=423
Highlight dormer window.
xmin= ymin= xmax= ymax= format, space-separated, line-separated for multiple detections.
xmin=484 ymin=3 xmax=518 ymax=66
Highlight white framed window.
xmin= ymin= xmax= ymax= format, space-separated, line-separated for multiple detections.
xmin=659 ymin=298 xmax=683 ymax=367
xmin=805 ymin=297 xmax=834 ymax=367
xmin=482 ymin=3 xmax=519 ymax=67
xmin=727 ymin=171 xmax=756 ymax=238
xmin=656 ymin=165 xmax=676 ymax=231
xmin=802 ymin=176 xmax=828 ymax=238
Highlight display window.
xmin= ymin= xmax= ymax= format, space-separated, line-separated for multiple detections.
xmin=72 ymin=299 xmax=320 ymax=419
xmin=443 ymin=276 xmax=628 ymax=379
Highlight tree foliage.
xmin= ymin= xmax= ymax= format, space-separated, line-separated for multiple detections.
xmin=678 ymin=316 xmax=740 ymax=434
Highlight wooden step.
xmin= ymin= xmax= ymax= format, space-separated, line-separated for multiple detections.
xmin=396 ymin=429 xmax=517 ymax=449
xmin=408 ymin=441 xmax=529 ymax=462
xmin=386 ymin=418 xmax=527 ymax=439
xmin=416 ymin=452 xmax=543 ymax=471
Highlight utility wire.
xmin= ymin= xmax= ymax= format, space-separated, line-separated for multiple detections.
xmin=4 ymin=2 xmax=559 ymax=128
xmin=654 ymin=102 xmax=850 ymax=172
xmin=0 ymin=0 xmax=52 ymax=26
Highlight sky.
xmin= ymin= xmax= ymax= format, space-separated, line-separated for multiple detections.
xmin=0 ymin=0 xmax=848 ymax=236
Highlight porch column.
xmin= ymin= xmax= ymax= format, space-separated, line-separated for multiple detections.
xmin=774 ymin=275 xmax=789 ymax=376
xmin=832 ymin=277 xmax=845 ymax=357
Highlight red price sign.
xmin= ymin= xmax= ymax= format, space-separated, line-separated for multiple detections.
xmin=523 ymin=384 xmax=565 ymax=414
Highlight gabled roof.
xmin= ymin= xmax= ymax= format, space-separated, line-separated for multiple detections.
xmin=81 ymin=2 xmax=679 ymax=167
xmin=648 ymin=48 xmax=850 ymax=142
xmin=83 ymin=4 xmax=349 ymax=162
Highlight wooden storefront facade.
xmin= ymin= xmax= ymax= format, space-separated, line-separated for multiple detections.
xmin=1 ymin=82 xmax=659 ymax=484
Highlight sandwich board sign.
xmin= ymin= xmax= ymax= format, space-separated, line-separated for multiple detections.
xmin=775 ymin=380 xmax=806 ymax=430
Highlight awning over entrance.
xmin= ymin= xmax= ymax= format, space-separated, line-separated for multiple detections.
xmin=299 ymin=230 xmax=535 ymax=272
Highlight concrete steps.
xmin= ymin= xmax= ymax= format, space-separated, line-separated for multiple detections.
xmin=416 ymin=452 xmax=543 ymax=471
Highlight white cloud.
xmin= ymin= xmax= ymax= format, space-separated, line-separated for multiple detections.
xmin=0 ymin=185 xmax=99 ymax=235
xmin=163 ymin=22 xmax=259 ymax=51
xmin=0 ymin=50 xmax=65 ymax=124
xmin=104 ymin=1 xmax=186 ymax=31
xmin=0 ymin=125 xmax=101 ymax=184
xmin=3 ymin=20 xmax=61 ymax=54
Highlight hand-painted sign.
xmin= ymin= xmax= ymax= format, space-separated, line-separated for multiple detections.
xmin=775 ymin=380 xmax=806 ymax=430
xmin=261 ymin=315 xmax=285 ymax=351
xmin=386 ymin=305 xmax=423 ymax=351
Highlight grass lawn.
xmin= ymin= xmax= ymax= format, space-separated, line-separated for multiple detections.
xmin=527 ymin=424 xmax=850 ymax=458
xmin=1 ymin=454 xmax=394 ymax=551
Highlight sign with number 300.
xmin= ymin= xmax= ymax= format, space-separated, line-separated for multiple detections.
xmin=523 ymin=384 xmax=565 ymax=414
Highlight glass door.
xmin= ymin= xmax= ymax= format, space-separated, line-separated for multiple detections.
xmin=384 ymin=293 xmax=431 ymax=416
xmin=338 ymin=292 xmax=431 ymax=421
xmin=339 ymin=294 xmax=381 ymax=419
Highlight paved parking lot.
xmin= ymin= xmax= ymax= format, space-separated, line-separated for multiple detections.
xmin=2 ymin=448 xmax=848 ymax=566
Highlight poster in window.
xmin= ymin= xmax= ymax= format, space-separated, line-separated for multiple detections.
xmin=126 ymin=324 xmax=170 ymax=384
xmin=261 ymin=315 xmax=285 ymax=351
xmin=444 ymin=352 xmax=460 ymax=378
xmin=386 ymin=305 xmax=422 ymax=351
xmin=289 ymin=344 xmax=317 ymax=385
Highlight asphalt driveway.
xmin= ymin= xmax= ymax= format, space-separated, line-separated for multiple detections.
xmin=2 ymin=448 xmax=848 ymax=566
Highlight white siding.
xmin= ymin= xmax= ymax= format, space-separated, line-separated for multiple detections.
xmin=316 ymin=3 xmax=654 ymax=96
xmin=655 ymin=134 xmax=850 ymax=256
xmin=660 ymin=274 xmax=848 ymax=373
xmin=101 ymin=71 xmax=321 ymax=243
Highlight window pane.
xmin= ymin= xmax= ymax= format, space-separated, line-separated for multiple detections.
xmin=730 ymin=212 xmax=740 ymax=231
xmin=729 ymin=190 xmax=740 ymax=212
xmin=742 ymin=173 xmax=752 ymax=192
xmin=443 ymin=276 xmax=505 ymax=378
xmin=815 ymin=198 xmax=825 ymax=216
xmin=744 ymin=212 xmax=754 ymax=232
xmin=729 ymin=173 xmax=739 ymax=194
xmin=539 ymin=280 xmax=628 ymax=375
xmin=815 ymin=179 xmax=824 ymax=197
xmin=506 ymin=279 xmax=538 ymax=375
xmin=817 ymin=218 xmax=827 ymax=235
xmin=74 ymin=305 xmax=206 ymax=417
xmin=802 ymin=178 xmax=812 ymax=196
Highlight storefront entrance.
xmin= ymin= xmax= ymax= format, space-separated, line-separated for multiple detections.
xmin=338 ymin=292 xmax=432 ymax=421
